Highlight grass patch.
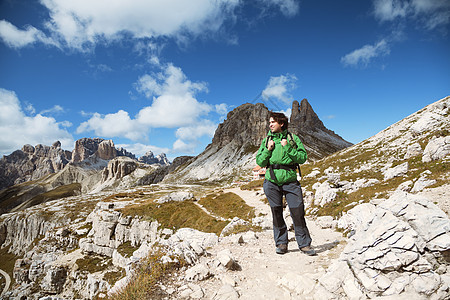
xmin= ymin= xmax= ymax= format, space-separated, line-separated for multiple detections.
xmin=103 ymin=268 xmax=126 ymax=286
xmin=107 ymin=247 xmax=185 ymax=300
xmin=119 ymin=200 xmax=228 ymax=235
xmin=27 ymin=183 xmax=81 ymax=208
xmin=240 ymin=179 xmax=264 ymax=190
xmin=0 ymin=244 xmax=21 ymax=286
xmin=117 ymin=241 xmax=139 ymax=258
xmin=76 ymin=255 xmax=112 ymax=273
xmin=198 ymin=192 xmax=255 ymax=221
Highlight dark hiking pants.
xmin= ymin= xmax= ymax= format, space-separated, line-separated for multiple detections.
xmin=263 ymin=179 xmax=312 ymax=249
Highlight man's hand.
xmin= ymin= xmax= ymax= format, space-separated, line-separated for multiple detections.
xmin=281 ymin=139 xmax=287 ymax=146
xmin=267 ymin=140 xmax=275 ymax=151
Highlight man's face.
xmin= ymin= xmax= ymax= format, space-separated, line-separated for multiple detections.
xmin=269 ymin=117 xmax=283 ymax=133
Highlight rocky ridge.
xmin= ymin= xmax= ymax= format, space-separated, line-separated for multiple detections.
xmin=0 ymin=138 xmax=170 ymax=192
xmin=0 ymin=138 xmax=171 ymax=214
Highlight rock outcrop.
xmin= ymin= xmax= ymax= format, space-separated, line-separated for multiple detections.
xmin=321 ymin=191 xmax=450 ymax=299
xmin=0 ymin=141 xmax=71 ymax=190
xmin=211 ymin=102 xmax=270 ymax=149
xmin=72 ymin=138 xmax=116 ymax=163
xmin=101 ymin=157 xmax=138 ymax=182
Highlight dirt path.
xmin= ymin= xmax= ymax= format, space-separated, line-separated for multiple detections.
xmin=193 ymin=187 xmax=346 ymax=299
xmin=0 ymin=269 xmax=11 ymax=296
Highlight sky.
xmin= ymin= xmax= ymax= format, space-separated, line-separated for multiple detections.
xmin=0 ymin=0 xmax=449 ymax=160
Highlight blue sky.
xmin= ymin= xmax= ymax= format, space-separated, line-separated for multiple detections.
xmin=0 ymin=0 xmax=449 ymax=160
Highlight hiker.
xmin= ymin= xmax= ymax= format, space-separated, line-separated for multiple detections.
xmin=256 ymin=111 xmax=316 ymax=256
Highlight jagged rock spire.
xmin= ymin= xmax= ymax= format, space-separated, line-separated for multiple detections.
xmin=290 ymin=98 xmax=353 ymax=159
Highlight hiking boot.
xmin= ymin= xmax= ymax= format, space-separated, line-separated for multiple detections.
xmin=300 ymin=246 xmax=316 ymax=256
xmin=276 ymin=244 xmax=288 ymax=255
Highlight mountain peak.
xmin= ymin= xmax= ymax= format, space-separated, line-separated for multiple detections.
xmin=290 ymin=99 xmax=352 ymax=159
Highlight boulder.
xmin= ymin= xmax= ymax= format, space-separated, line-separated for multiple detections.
xmin=422 ymin=136 xmax=450 ymax=163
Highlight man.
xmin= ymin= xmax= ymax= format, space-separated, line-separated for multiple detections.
xmin=256 ymin=112 xmax=316 ymax=256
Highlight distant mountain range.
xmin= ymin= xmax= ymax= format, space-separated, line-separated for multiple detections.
xmin=0 ymin=99 xmax=350 ymax=214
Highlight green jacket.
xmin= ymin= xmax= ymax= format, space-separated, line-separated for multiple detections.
xmin=256 ymin=130 xmax=307 ymax=185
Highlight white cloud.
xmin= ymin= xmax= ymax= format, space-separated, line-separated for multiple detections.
xmin=373 ymin=0 xmax=409 ymax=21
xmin=259 ymin=0 xmax=300 ymax=17
xmin=40 ymin=104 xmax=64 ymax=115
xmin=0 ymin=20 xmax=54 ymax=48
xmin=172 ymin=139 xmax=197 ymax=153
xmin=262 ymin=74 xmax=297 ymax=105
xmin=77 ymin=110 xmax=146 ymax=141
xmin=135 ymin=64 xmax=211 ymax=128
xmin=372 ymin=0 xmax=450 ymax=29
xmin=215 ymin=103 xmax=229 ymax=119
xmin=341 ymin=39 xmax=390 ymax=68
xmin=175 ymin=121 xmax=217 ymax=141
xmin=1 ymin=0 xmax=303 ymax=51
xmin=116 ymin=143 xmax=169 ymax=157
xmin=31 ymin=0 xmax=240 ymax=50
xmin=0 ymin=88 xmax=74 ymax=156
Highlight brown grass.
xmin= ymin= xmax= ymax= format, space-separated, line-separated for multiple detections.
xmin=119 ymin=199 xmax=228 ymax=235
xmin=198 ymin=192 xmax=256 ymax=221
xmin=106 ymin=248 xmax=185 ymax=300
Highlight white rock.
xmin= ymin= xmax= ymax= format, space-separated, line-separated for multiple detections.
xmin=384 ymin=162 xmax=408 ymax=180
xmin=185 ymin=264 xmax=210 ymax=281
xmin=212 ymin=284 xmax=239 ymax=300
xmin=277 ymin=272 xmax=316 ymax=295
xmin=316 ymin=216 xmax=336 ymax=229
xmin=411 ymin=177 xmax=437 ymax=193
xmin=404 ymin=142 xmax=423 ymax=159
xmin=422 ymin=136 xmax=450 ymax=163
xmin=217 ymin=249 xmax=237 ymax=270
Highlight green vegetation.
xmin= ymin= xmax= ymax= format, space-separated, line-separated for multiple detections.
xmin=117 ymin=241 xmax=139 ymax=258
xmin=119 ymin=199 xmax=228 ymax=235
xmin=0 ymin=244 xmax=21 ymax=285
xmin=198 ymin=192 xmax=255 ymax=221
xmin=76 ymin=255 xmax=112 ymax=273
xmin=103 ymin=268 xmax=126 ymax=286
xmin=107 ymin=248 xmax=185 ymax=300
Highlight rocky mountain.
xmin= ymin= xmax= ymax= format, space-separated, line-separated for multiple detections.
xmin=0 ymin=96 xmax=448 ymax=300
xmin=138 ymin=150 xmax=170 ymax=166
xmin=163 ymin=99 xmax=352 ymax=184
xmin=290 ymin=99 xmax=353 ymax=159
xmin=0 ymin=141 xmax=71 ymax=190
xmin=0 ymin=138 xmax=170 ymax=193
xmin=0 ymin=138 xmax=171 ymax=215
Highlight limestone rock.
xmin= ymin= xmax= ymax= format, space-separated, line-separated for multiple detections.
xmin=96 ymin=139 xmax=117 ymax=160
xmin=212 ymin=284 xmax=239 ymax=300
xmin=101 ymin=156 xmax=138 ymax=182
xmin=138 ymin=150 xmax=170 ymax=166
xmin=422 ymin=136 xmax=450 ymax=163
xmin=0 ymin=141 xmax=71 ymax=190
xmin=384 ymin=162 xmax=409 ymax=180
xmin=404 ymin=142 xmax=423 ymax=159
xmin=327 ymin=191 xmax=450 ymax=299
xmin=185 ymin=263 xmax=211 ymax=281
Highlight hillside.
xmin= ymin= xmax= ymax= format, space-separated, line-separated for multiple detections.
xmin=0 ymin=96 xmax=448 ymax=299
